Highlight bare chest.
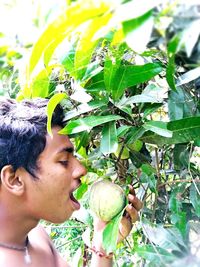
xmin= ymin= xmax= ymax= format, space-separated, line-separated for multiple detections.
xmin=0 ymin=245 xmax=57 ymax=267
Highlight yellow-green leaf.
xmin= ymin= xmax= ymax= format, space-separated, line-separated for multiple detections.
xmin=28 ymin=0 xmax=110 ymax=77
xmin=47 ymin=93 xmax=67 ymax=136
xmin=74 ymin=12 xmax=112 ymax=80
xmin=31 ymin=69 xmax=50 ymax=98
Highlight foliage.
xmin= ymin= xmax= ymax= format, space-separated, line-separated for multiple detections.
xmin=1 ymin=0 xmax=200 ymax=266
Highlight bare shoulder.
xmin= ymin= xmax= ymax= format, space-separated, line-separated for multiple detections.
xmin=0 ymin=225 xmax=70 ymax=267
xmin=29 ymin=225 xmax=71 ymax=267
xmin=29 ymin=224 xmax=51 ymax=241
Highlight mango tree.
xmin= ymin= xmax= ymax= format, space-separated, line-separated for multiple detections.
xmin=1 ymin=0 xmax=200 ymax=266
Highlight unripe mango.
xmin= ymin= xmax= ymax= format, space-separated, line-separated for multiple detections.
xmin=88 ymin=180 xmax=126 ymax=222
xmin=127 ymin=140 xmax=143 ymax=152
xmin=114 ymin=144 xmax=129 ymax=159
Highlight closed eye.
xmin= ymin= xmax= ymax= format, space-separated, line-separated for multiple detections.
xmin=59 ymin=160 xmax=69 ymax=166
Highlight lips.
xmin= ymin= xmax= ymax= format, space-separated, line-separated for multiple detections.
xmin=69 ymin=189 xmax=80 ymax=210
xmin=70 ymin=192 xmax=78 ymax=203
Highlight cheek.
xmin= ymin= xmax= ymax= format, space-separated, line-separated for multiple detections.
xmin=52 ymin=174 xmax=72 ymax=195
xmin=37 ymin=164 xmax=72 ymax=195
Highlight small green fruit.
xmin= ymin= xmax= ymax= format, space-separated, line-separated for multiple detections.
xmin=127 ymin=140 xmax=143 ymax=152
xmin=88 ymin=180 xmax=126 ymax=222
xmin=114 ymin=144 xmax=130 ymax=159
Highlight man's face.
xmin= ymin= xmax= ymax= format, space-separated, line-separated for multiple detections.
xmin=25 ymin=126 xmax=87 ymax=223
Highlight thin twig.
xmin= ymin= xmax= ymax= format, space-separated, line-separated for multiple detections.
xmin=51 ymin=225 xmax=87 ymax=229
xmin=141 ymin=223 xmax=168 ymax=267
xmin=151 ymin=148 xmax=161 ymax=222
xmin=188 ymin=142 xmax=200 ymax=196
xmin=124 ymin=238 xmax=132 ymax=250
xmin=56 ymin=236 xmax=81 ymax=249
xmin=158 ymin=178 xmax=200 ymax=188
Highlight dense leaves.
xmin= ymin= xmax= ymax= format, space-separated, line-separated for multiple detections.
xmin=0 ymin=0 xmax=200 ymax=266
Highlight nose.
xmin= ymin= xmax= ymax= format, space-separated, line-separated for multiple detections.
xmin=72 ymin=157 xmax=87 ymax=179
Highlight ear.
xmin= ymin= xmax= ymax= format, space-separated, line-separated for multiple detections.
xmin=0 ymin=165 xmax=25 ymax=196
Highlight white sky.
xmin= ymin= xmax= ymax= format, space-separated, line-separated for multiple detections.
xmin=0 ymin=0 xmax=66 ymax=45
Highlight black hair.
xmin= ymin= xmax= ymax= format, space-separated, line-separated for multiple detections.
xmin=0 ymin=97 xmax=64 ymax=178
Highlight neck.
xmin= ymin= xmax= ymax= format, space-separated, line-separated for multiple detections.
xmin=0 ymin=236 xmax=29 ymax=250
xmin=0 ymin=203 xmax=39 ymax=247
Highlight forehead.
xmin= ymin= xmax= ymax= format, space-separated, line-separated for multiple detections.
xmin=44 ymin=126 xmax=73 ymax=155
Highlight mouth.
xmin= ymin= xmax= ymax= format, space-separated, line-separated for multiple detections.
xmin=69 ymin=190 xmax=80 ymax=210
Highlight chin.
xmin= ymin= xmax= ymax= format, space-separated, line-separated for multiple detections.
xmin=47 ymin=213 xmax=72 ymax=224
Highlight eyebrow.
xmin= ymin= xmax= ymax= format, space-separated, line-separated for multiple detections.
xmin=57 ymin=146 xmax=74 ymax=154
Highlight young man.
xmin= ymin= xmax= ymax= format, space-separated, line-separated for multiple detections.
xmin=0 ymin=97 xmax=142 ymax=267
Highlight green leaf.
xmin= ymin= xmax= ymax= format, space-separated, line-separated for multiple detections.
xmin=117 ymin=125 xmax=131 ymax=137
xmin=143 ymin=121 xmax=172 ymax=138
xmin=102 ymin=209 xmax=124 ymax=254
xmin=169 ymin=189 xmax=183 ymax=214
xmin=143 ymin=103 xmax=163 ymax=119
xmin=74 ymin=183 xmax=88 ymax=200
xmin=63 ymin=100 xmax=108 ymax=121
xmin=136 ymin=245 xmax=176 ymax=263
xmin=140 ymin=172 xmax=156 ymax=193
xmin=168 ymin=33 xmax=182 ymax=55
xmin=130 ymin=151 xmax=150 ymax=168
xmin=83 ymin=62 xmax=103 ymax=82
xmin=166 ymin=34 xmax=182 ymax=91
xmin=122 ymin=10 xmax=154 ymax=53
xmin=114 ymin=95 xmax=133 ymax=115
xmin=85 ymin=71 xmax=105 ymax=91
xmin=75 ymin=131 xmax=90 ymax=152
xmin=174 ymin=117 xmax=199 ymax=142
xmin=170 ymin=212 xmax=187 ymax=239
xmin=59 ymin=115 xmax=123 ymax=135
xmin=166 ymin=57 xmax=176 ymax=91
xmin=126 ymin=126 xmax=146 ymax=145
xmin=141 ymin=116 xmax=200 ymax=145
xmin=103 ymin=44 xmax=127 ymax=94
xmin=190 ymin=183 xmax=200 ymax=217
xmin=104 ymin=57 xmax=121 ymax=94
xmin=112 ymin=63 xmax=163 ymax=101
xmin=31 ymin=69 xmax=50 ymax=98
xmin=100 ymin=122 xmax=118 ymax=154
xmin=168 ymin=87 xmax=196 ymax=120
xmin=47 ymin=93 xmax=67 ymax=136
xmin=124 ymin=94 xmax=163 ymax=105
xmin=141 ymin=163 xmax=156 ymax=175
xmin=169 ymin=197 xmax=182 ymax=216
xmin=173 ymin=144 xmax=189 ymax=170
xmin=194 ymin=139 xmax=200 ymax=147
xmin=142 ymin=222 xmax=186 ymax=251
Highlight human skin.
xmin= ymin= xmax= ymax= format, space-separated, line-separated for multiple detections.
xmin=91 ymin=185 xmax=143 ymax=267
xmin=0 ymin=127 xmax=142 ymax=267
